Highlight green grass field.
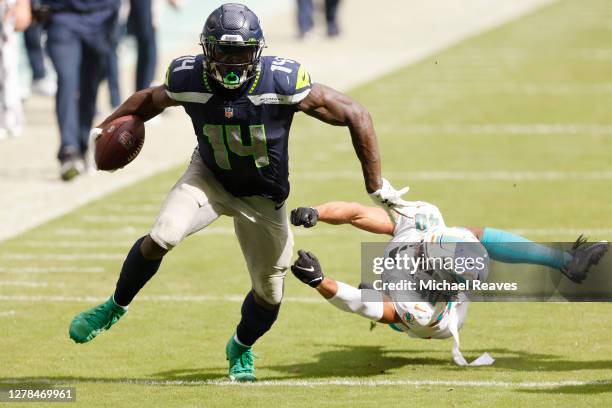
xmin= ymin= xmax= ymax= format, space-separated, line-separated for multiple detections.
xmin=2 ymin=0 xmax=612 ymax=406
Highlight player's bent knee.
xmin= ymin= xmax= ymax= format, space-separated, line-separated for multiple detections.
xmin=150 ymin=217 xmax=187 ymax=250
xmin=253 ymin=274 xmax=285 ymax=306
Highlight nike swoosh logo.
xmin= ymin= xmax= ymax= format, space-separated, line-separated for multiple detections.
xmin=295 ymin=265 xmax=315 ymax=272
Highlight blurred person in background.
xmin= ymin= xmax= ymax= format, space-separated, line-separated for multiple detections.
xmin=42 ymin=0 xmax=120 ymax=181
xmin=127 ymin=0 xmax=181 ymax=92
xmin=0 ymin=0 xmax=31 ymax=140
xmin=297 ymin=0 xmax=340 ymax=39
xmin=105 ymin=0 xmax=181 ymax=111
xmin=24 ymin=0 xmax=56 ymax=97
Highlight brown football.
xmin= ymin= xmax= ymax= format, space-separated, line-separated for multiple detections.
xmin=95 ymin=115 xmax=145 ymax=171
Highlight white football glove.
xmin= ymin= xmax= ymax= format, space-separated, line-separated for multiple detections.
xmin=89 ymin=127 xmax=103 ymax=142
xmin=85 ymin=128 xmax=103 ymax=172
xmin=369 ymin=178 xmax=411 ymax=217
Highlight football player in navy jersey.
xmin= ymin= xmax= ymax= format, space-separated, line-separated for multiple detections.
xmin=68 ymin=3 xmax=410 ymax=381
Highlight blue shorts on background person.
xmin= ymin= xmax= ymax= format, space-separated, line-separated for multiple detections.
xmin=42 ymin=0 xmax=120 ymax=181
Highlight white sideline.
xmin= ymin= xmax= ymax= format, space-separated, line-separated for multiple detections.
xmin=0 ymin=378 xmax=607 ymax=388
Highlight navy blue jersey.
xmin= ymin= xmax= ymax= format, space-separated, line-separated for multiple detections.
xmin=164 ymin=54 xmax=312 ymax=203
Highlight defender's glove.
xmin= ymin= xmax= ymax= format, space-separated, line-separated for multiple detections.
xmin=291 ymin=250 xmax=324 ymax=288
xmin=290 ymin=207 xmax=319 ymax=228
xmin=369 ymin=178 xmax=411 ymax=217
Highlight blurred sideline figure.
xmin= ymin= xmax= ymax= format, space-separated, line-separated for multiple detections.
xmin=106 ymin=0 xmax=181 ymax=110
xmin=106 ymin=0 xmax=125 ymax=109
xmin=0 ymin=0 xmax=31 ymax=140
xmin=24 ymin=0 xmax=56 ymax=96
xmin=297 ymin=0 xmax=340 ymax=39
xmin=128 ymin=0 xmax=181 ymax=91
xmin=42 ymin=0 xmax=120 ymax=181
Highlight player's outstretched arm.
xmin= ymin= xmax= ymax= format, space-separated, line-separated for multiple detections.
xmin=291 ymin=250 xmax=399 ymax=323
xmin=297 ymin=83 xmax=382 ymax=194
xmin=96 ymin=85 xmax=180 ymax=129
xmin=291 ymin=202 xmax=395 ymax=235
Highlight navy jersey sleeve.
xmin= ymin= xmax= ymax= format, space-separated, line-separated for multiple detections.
xmin=271 ymin=57 xmax=313 ymax=102
xmin=250 ymin=56 xmax=312 ymax=105
xmin=164 ymin=55 xmax=211 ymax=104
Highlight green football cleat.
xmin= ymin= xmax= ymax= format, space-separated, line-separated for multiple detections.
xmin=226 ymin=336 xmax=256 ymax=382
xmin=69 ymin=297 xmax=127 ymax=343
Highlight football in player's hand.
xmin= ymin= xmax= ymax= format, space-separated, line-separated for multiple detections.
xmin=95 ymin=115 xmax=145 ymax=171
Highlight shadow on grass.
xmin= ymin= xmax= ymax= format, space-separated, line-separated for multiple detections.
xmin=0 ymin=369 xmax=228 ymax=387
xmin=519 ymin=381 xmax=612 ymax=395
xmin=264 ymin=344 xmax=455 ymax=379
xmin=3 ymin=345 xmax=612 ymax=386
xmin=468 ymin=348 xmax=612 ymax=372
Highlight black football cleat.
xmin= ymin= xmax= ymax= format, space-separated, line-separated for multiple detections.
xmin=560 ymin=235 xmax=609 ymax=283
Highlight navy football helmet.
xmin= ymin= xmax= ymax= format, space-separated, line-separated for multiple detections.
xmin=200 ymin=3 xmax=265 ymax=89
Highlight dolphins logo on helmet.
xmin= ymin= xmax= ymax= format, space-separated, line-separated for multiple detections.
xmin=200 ymin=3 xmax=265 ymax=89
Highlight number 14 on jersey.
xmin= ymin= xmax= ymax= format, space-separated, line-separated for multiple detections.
xmin=203 ymin=124 xmax=269 ymax=170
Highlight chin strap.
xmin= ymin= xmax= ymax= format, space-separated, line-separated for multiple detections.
xmin=448 ymin=304 xmax=495 ymax=367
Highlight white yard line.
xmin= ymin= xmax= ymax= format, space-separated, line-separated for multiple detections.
xmin=44 ymin=227 xmax=366 ymax=237
xmin=0 ymin=281 xmax=61 ymax=288
xmin=80 ymin=215 xmax=154 ymax=224
xmin=30 ymin=226 xmax=612 ymax=243
xmin=0 ymin=310 xmax=16 ymax=317
xmin=509 ymin=228 xmax=612 ymax=236
xmin=405 ymin=83 xmax=612 ymax=95
xmin=293 ymin=171 xmax=612 ymax=181
xmin=0 ymin=378 xmax=607 ymax=388
xmin=0 ymin=294 xmax=321 ymax=303
xmin=394 ymin=124 xmax=612 ymax=135
xmin=51 ymin=227 xmax=139 ymax=236
xmin=20 ymin=241 xmax=135 ymax=248
xmin=0 ymin=267 xmax=104 ymax=274
xmin=1 ymin=253 xmax=124 ymax=261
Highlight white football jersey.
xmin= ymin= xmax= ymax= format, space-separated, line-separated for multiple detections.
xmin=390 ymin=201 xmax=446 ymax=243
xmin=382 ymin=200 xmax=454 ymax=339
xmin=380 ymin=201 xmax=494 ymax=366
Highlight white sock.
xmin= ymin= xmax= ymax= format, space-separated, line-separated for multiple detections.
xmin=233 ymin=334 xmax=251 ymax=348
xmin=111 ymin=294 xmax=129 ymax=310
